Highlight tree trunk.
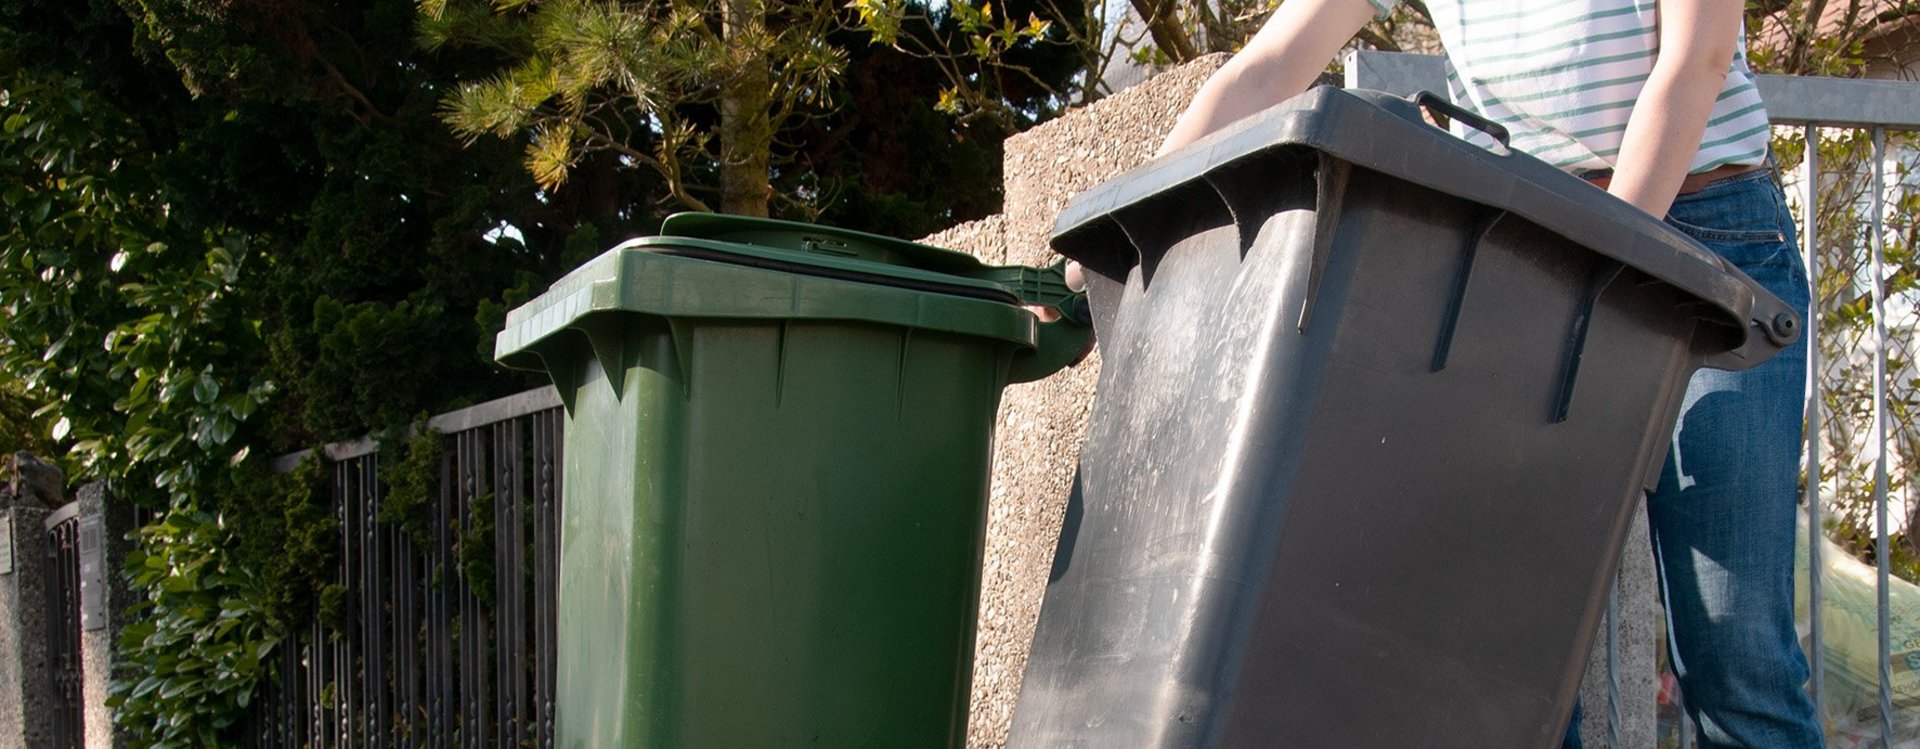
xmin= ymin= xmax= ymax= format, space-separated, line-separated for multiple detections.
xmin=1130 ymin=0 xmax=1198 ymax=63
xmin=720 ymin=0 xmax=773 ymax=217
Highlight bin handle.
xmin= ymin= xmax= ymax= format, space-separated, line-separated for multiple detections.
xmin=1003 ymin=260 xmax=1094 ymax=383
xmin=1413 ymin=91 xmax=1511 ymax=147
xmin=983 ymin=260 xmax=1092 ymax=325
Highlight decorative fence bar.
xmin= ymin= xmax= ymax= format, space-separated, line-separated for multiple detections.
xmin=43 ymin=501 xmax=83 ymax=749
xmin=247 ymin=387 xmax=563 ymax=748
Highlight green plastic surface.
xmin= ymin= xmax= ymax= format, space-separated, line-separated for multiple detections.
xmin=494 ymin=217 xmax=1083 ymax=748
xmin=652 ymin=213 xmax=1018 ymax=298
xmin=548 ymin=317 xmax=1002 ymax=747
xmin=495 ymin=245 xmax=1037 ymax=378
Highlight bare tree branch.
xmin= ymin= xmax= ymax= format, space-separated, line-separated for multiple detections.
xmin=582 ymin=131 xmax=714 ymax=213
xmin=1130 ymin=0 xmax=1200 ymax=62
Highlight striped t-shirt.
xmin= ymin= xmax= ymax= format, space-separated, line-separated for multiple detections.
xmin=1367 ymin=0 xmax=1772 ymax=173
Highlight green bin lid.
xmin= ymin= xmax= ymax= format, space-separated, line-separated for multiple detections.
xmin=640 ymin=213 xmax=1024 ymax=304
xmin=494 ymin=214 xmax=1059 ymax=370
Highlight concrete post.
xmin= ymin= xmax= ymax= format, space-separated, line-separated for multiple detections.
xmin=1578 ymin=501 xmax=1661 ymax=748
xmin=77 ymin=483 xmax=136 ymax=749
xmin=0 ymin=504 xmax=57 ymax=749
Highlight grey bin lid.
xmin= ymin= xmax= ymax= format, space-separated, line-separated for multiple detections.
xmin=1051 ymin=86 xmax=1801 ymax=369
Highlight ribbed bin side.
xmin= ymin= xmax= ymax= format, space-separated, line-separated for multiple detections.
xmin=1013 ymin=165 xmax=1703 ymax=748
xmin=1218 ymin=169 xmax=1697 ymax=747
xmin=554 ymin=318 xmax=1012 ymax=748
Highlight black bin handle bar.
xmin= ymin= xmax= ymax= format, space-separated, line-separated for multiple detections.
xmin=1413 ymin=91 xmax=1511 ymax=147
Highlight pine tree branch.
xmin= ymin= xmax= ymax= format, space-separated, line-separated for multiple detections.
xmin=582 ymin=132 xmax=713 ymax=213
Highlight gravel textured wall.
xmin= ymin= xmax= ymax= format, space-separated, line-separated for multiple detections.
xmin=920 ymin=54 xmax=1230 ymax=749
xmin=78 ymin=483 xmax=135 ymax=749
xmin=0 ymin=506 xmax=55 ymax=749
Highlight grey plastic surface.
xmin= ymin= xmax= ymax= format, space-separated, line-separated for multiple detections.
xmin=1009 ymin=88 xmax=1800 ymax=748
xmin=1054 ymin=86 xmax=1798 ymax=371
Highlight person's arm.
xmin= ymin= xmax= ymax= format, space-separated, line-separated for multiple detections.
xmin=1605 ymin=0 xmax=1747 ymax=217
xmin=1158 ymin=0 xmax=1381 ymax=155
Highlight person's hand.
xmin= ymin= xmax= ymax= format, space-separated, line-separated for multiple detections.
xmin=1022 ymin=259 xmax=1096 ymax=366
xmin=1033 ymin=260 xmax=1089 ymax=321
xmin=1026 ymin=260 xmax=1089 ymax=323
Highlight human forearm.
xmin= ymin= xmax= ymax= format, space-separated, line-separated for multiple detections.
xmin=1606 ymin=0 xmax=1745 ymax=217
xmin=1158 ymin=0 xmax=1379 ymax=155
xmin=1607 ymin=66 xmax=1728 ymax=216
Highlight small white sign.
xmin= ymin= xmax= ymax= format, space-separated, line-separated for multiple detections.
xmin=0 ymin=513 xmax=13 ymax=575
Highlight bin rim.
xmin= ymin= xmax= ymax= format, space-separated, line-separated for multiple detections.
xmin=616 ymin=235 xmax=1022 ymax=305
xmin=1050 ymin=86 xmax=1800 ymax=368
xmin=492 ymin=241 xmax=1040 ymax=371
xmin=656 ymin=213 xmax=1007 ymax=283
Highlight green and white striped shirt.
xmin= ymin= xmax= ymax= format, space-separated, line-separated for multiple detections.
xmin=1368 ymin=0 xmax=1771 ymax=173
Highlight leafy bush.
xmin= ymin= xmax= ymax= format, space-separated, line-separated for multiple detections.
xmin=109 ymin=509 xmax=283 ymax=748
xmin=108 ymin=453 xmax=335 ymax=747
xmin=0 ymin=60 xmax=272 ymax=501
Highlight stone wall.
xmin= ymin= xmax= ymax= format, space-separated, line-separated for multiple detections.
xmin=921 ymin=54 xmax=1231 ymax=748
xmin=0 ymin=483 xmax=136 ymax=749
xmin=0 ymin=505 xmax=56 ymax=749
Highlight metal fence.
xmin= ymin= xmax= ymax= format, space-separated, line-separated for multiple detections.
xmin=1792 ymin=108 xmax=1920 ymax=749
xmin=43 ymin=501 xmax=83 ymax=749
xmin=245 ymin=387 xmax=564 ymax=747
xmin=1349 ymin=49 xmax=1920 ymax=748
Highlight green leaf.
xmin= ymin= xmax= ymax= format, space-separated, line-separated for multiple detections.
xmin=192 ymin=376 xmax=218 ymax=404
xmin=131 ymin=676 xmax=164 ymax=699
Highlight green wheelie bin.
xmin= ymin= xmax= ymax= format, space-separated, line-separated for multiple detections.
xmin=494 ymin=213 xmax=1087 ymax=748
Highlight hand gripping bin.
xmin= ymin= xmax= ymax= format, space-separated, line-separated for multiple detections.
xmin=493 ymin=214 xmax=1088 ymax=748
xmin=1007 ymin=88 xmax=1802 ymax=748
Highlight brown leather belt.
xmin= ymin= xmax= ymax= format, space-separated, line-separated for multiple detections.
xmin=1581 ymin=162 xmax=1765 ymax=195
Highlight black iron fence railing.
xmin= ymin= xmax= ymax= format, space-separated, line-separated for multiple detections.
xmin=246 ymin=387 xmax=563 ymax=748
xmin=44 ymin=501 xmax=84 ymax=749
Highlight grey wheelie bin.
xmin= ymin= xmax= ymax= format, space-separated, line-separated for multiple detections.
xmin=1006 ymin=87 xmax=1802 ymax=748
xmin=493 ymin=214 xmax=1087 ymax=748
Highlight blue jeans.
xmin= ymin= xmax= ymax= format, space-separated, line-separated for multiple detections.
xmin=1566 ymin=168 xmax=1825 ymax=748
